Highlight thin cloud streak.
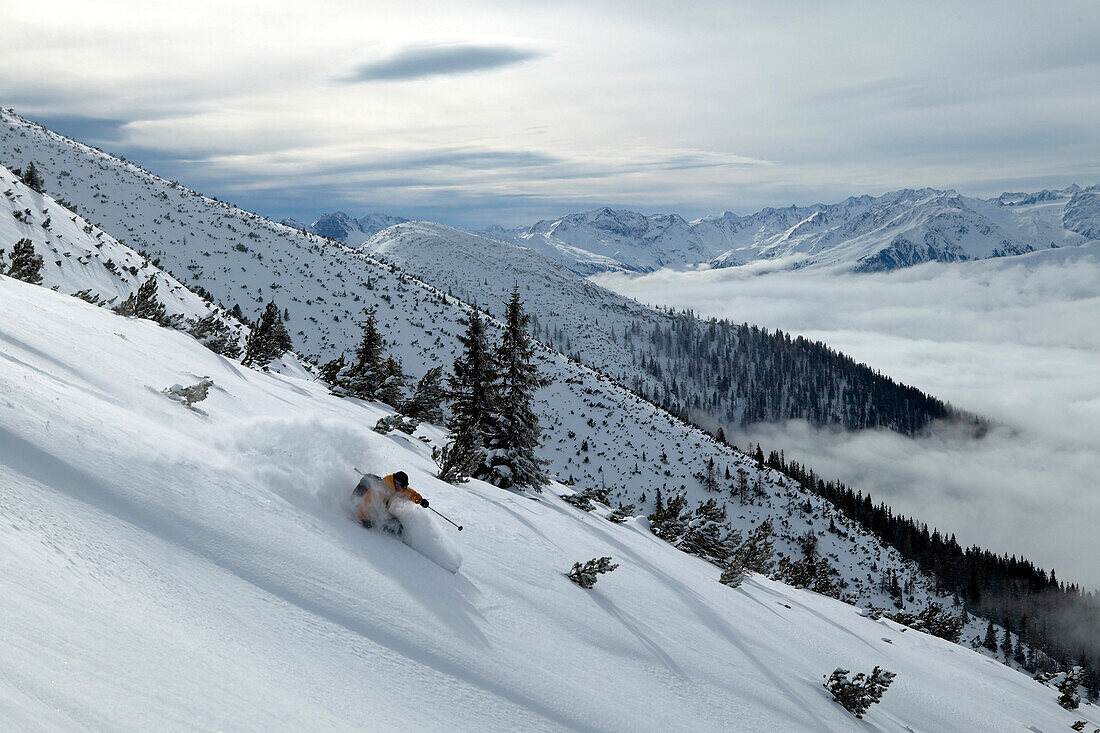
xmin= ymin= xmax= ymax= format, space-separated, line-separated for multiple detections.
xmin=340 ymin=43 xmax=545 ymax=82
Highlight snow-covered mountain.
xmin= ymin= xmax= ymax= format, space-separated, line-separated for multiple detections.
xmin=4 ymin=109 xmax=1097 ymax=723
xmin=365 ymin=221 xmax=952 ymax=434
xmin=283 ymin=210 xmax=410 ymax=246
xmin=4 ymin=275 xmax=1097 ymax=731
xmin=488 ymin=186 xmax=1100 ymax=274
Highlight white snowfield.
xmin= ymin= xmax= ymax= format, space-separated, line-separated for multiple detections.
xmin=2 ymin=277 xmax=1095 ymax=732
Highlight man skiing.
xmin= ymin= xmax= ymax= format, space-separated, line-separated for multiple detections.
xmin=353 ymin=471 xmax=428 ymax=532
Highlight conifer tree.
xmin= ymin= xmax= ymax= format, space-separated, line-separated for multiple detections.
xmin=342 ymin=307 xmax=386 ymax=399
xmin=242 ymin=300 xmax=292 ymax=368
xmin=188 ymin=312 xmax=241 ymax=358
xmin=403 ymin=366 xmax=445 ymax=423
xmin=447 ymin=306 xmax=497 ymax=454
xmin=113 ymin=274 xmax=168 ymax=324
xmin=20 ymin=162 xmax=44 ymax=192
xmin=485 ymin=287 xmax=549 ymax=490
xmin=3 ymin=238 xmax=44 ymax=284
xmin=375 ymin=355 xmax=407 ymax=407
xmin=982 ymin=619 xmax=999 ymax=654
xmin=720 ymin=517 xmax=775 ymax=587
xmin=433 ymin=419 xmax=484 ymax=484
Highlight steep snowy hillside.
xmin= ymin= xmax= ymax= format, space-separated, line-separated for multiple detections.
xmin=0 ymin=108 xmax=961 ymax=611
xmin=4 ymin=276 xmax=1097 ymax=732
xmin=365 ymin=221 xmax=952 ymax=434
xmin=486 ymin=186 xmax=1099 ymax=274
xmin=0 ymin=165 xmax=233 ymax=328
xmin=6 ymin=108 xmax=1087 ymax=687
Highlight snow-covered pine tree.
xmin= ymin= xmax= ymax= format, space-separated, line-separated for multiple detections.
xmin=607 ymin=503 xmax=636 ymax=524
xmin=375 ymin=355 xmax=407 ymax=407
xmin=433 ymin=419 xmax=484 ymax=485
xmin=402 ymin=366 xmax=446 ymax=423
xmin=341 ymin=307 xmax=386 ymax=399
xmin=319 ymin=353 xmax=346 ymax=385
xmin=188 ymin=313 xmax=241 ymax=358
xmin=448 ymin=306 xmax=498 ymax=461
xmin=1058 ymin=667 xmax=1084 ymax=710
xmin=824 ymin=666 xmax=896 ymax=718
xmin=719 ymin=517 xmax=775 ymax=587
xmin=3 ymin=238 xmax=44 ymax=284
xmin=647 ymin=489 xmax=690 ymax=542
xmin=113 ymin=274 xmax=168 ymax=324
xmin=485 ymin=287 xmax=550 ymax=491
xmin=677 ymin=499 xmax=739 ymax=565
xmin=567 ymin=557 xmax=618 ymax=589
xmin=241 ymin=300 xmax=292 ymax=368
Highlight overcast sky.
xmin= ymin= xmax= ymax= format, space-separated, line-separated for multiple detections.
xmin=4 ymin=0 xmax=1100 ymax=226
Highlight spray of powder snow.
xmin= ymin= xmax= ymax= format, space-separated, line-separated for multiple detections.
xmin=214 ymin=415 xmax=383 ymax=522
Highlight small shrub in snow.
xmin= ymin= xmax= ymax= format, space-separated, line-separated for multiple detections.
xmin=373 ymin=414 xmax=418 ymax=435
xmin=562 ymin=486 xmax=609 ymax=512
xmin=888 ymin=602 xmax=965 ymax=644
xmin=607 ymin=503 xmax=636 ymax=524
xmin=568 ymin=557 xmax=619 ymax=589
xmin=824 ymin=666 xmax=896 ymax=718
xmin=1058 ymin=667 xmax=1084 ymax=710
xmin=771 ymin=556 xmax=841 ymax=599
xmin=163 ymin=378 xmax=213 ymax=410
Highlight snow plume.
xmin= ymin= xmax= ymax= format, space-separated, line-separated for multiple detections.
xmin=596 ymin=244 xmax=1100 ymax=589
xmin=216 ymin=416 xmax=382 ymax=519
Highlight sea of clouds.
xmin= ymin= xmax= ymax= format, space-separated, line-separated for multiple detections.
xmin=594 ymin=244 xmax=1100 ymax=589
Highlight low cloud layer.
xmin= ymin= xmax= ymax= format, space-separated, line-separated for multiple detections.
xmin=341 ymin=43 xmax=544 ymax=83
xmin=595 ymin=245 xmax=1100 ymax=588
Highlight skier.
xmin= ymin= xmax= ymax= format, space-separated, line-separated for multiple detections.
xmin=353 ymin=471 xmax=429 ymax=532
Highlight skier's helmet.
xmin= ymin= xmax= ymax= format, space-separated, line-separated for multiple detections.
xmin=393 ymin=471 xmax=409 ymax=489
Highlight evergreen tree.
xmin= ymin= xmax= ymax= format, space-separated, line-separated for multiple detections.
xmin=20 ymin=162 xmax=44 ymax=192
xmin=188 ymin=312 xmax=241 ymax=358
xmin=677 ymin=499 xmax=739 ymax=565
xmin=647 ymin=489 xmax=690 ymax=542
xmin=433 ymin=419 xmax=484 ymax=485
xmin=319 ymin=354 xmax=347 ymax=385
xmin=113 ymin=275 xmax=168 ymax=324
xmin=720 ymin=517 xmax=775 ymax=587
xmin=242 ymin=300 xmax=292 ymax=368
xmin=982 ymin=619 xmax=999 ymax=654
xmin=402 ymin=366 xmax=446 ymax=423
xmin=3 ymin=238 xmax=44 ymax=284
xmin=342 ymin=307 xmax=386 ymax=399
xmin=567 ymin=557 xmax=618 ymax=589
xmin=824 ymin=666 xmax=896 ymax=718
xmin=375 ymin=355 xmax=407 ymax=407
xmin=448 ymin=307 xmax=498 ymax=464
xmin=485 ymin=288 xmax=550 ymax=491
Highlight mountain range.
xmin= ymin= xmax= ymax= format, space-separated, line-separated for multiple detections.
xmin=304 ymin=185 xmax=1100 ymax=275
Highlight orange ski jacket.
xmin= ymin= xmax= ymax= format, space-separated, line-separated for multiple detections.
xmin=357 ymin=473 xmax=424 ymax=523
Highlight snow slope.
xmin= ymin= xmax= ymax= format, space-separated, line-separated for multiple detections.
xmin=1 ymin=165 xmax=231 ymax=325
xmin=3 ymin=275 xmax=1096 ymax=732
xmin=0 ymin=108 xmax=1075 ymax=680
xmin=484 ymin=186 xmax=1100 ymax=274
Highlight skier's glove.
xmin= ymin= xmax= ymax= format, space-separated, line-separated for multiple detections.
xmin=420 ymin=498 xmax=429 ymax=508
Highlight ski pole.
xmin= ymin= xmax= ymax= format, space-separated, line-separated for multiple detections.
xmin=429 ymin=506 xmax=463 ymax=531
